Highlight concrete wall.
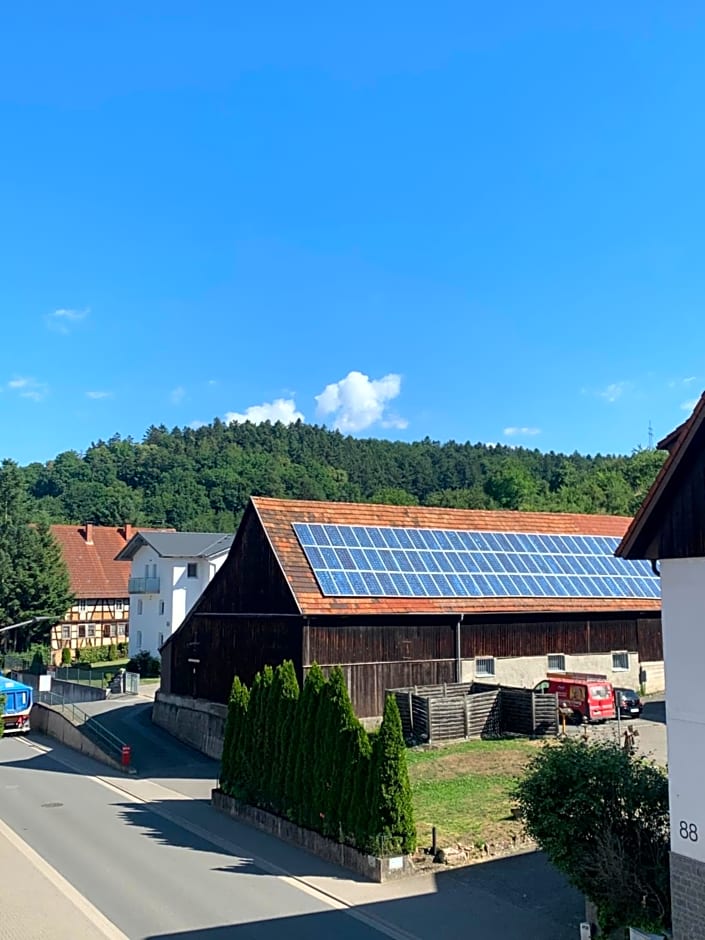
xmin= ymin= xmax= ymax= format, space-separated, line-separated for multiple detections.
xmin=152 ymin=691 xmax=227 ymax=761
xmin=640 ymin=660 xmax=665 ymax=694
xmin=460 ymin=651 xmax=642 ymax=692
xmin=30 ymin=703 xmax=123 ymax=772
xmin=212 ymin=789 xmax=415 ymax=883
xmin=671 ymin=851 xmax=705 ymax=939
xmin=20 ymin=674 xmax=108 ymax=704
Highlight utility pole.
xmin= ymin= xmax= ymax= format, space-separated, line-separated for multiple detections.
xmin=648 ymin=420 xmax=654 ymax=450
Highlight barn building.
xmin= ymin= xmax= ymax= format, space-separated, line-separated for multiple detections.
xmin=159 ymin=498 xmax=663 ymax=719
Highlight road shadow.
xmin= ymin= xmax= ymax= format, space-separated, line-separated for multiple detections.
xmin=118 ymin=797 xmax=582 ymax=939
xmin=640 ymin=699 xmax=666 ymax=725
xmin=140 ymin=852 xmax=582 ymax=940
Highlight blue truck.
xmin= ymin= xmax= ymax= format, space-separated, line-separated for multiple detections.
xmin=0 ymin=675 xmax=33 ymax=734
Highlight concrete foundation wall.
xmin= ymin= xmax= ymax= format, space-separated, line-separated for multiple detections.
xmin=20 ymin=674 xmax=108 ymax=704
xmin=641 ymin=660 xmax=666 ymax=694
xmin=30 ymin=703 xmax=123 ymax=772
xmin=460 ymin=651 xmax=642 ymax=692
xmin=152 ymin=691 xmax=227 ymax=761
xmin=671 ymin=850 xmax=705 ymax=939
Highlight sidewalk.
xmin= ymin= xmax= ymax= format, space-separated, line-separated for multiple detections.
xmin=0 ymin=817 xmax=127 ymax=940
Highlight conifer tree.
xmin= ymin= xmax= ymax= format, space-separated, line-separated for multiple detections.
xmin=226 ymin=677 xmax=250 ymax=796
xmin=368 ymin=695 xmax=416 ymax=855
xmin=241 ymin=671 xmax=263 ymax=801
xmin=254 ymin=665 xmax=275 ymax=806
xmin=317 ymin=666 xmax=356 ymax=839
xmin=292 ymin=663 xmax=326 ymax=828
xmin=220 ymin=676 xmax=241 ymax=791
xmin=271 ymin=660 xmax=299 ymax=814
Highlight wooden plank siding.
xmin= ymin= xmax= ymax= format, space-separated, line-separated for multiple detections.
xmin=653 ymin=427 xmax=705 ymax=559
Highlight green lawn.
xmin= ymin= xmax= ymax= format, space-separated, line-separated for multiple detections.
xmin=407 ymin=738 xmax=542 ymax=852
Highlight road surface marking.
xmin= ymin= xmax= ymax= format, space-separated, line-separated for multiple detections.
xmin=0 ymin=815 xmax=129 ymax=940
xmin=19 ymin=735 xmax=423 ymax=940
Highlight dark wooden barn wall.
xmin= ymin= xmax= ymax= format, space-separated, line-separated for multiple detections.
xmin=657 ymin=427 xmax=705 ymax=558
xmin=636 ymin=618 xmax=663 ymax=660
xmin=459 ymin=616 xmax=660 ymax=659
xmin=195 ymin=506 xmax=298 ymax=617
xmin=166 ymin=614 xmax=303 ymax=704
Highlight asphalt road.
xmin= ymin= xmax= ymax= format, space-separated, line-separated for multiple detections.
xmin=0 ymin=735 xmax=390 ymax=940
xmin=0 ymin=699 xmax=584 ymax=939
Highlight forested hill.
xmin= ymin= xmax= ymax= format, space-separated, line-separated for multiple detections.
xmin=11 ymin=420 xmax=667 ymax=532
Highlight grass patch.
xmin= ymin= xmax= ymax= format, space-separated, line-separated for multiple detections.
xmin=408 ymin=738 xmax=541 ymax=851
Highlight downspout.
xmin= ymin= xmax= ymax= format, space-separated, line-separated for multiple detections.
xmin=455 ymin=614 xmax=464 ymax=684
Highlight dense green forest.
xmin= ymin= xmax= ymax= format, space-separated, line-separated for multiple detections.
xmin=8 ymin=420 xmax=667 ymax=532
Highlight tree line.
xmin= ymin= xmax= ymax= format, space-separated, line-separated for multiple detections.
xmin=10 ymin=418 xmax=667 ymax=532
xmin=220 ymin=661 xmax=416 ymax=856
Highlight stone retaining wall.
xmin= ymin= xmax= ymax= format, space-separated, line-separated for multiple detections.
xmin=211 ymin=789 xmax=415 ymax=883
xmin=152 ymin=691 xmax=227 ymax=760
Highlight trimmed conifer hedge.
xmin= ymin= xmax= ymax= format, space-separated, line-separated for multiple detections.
xmin=219 ymin=661 xmax=416 ymax=856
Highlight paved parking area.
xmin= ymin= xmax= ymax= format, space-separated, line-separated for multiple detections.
xmin=565 ymin=694 xmax=667 ymax=765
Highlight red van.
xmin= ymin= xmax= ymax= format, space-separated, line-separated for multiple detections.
xmin=535 ymin=672 xmax=616 ymax=723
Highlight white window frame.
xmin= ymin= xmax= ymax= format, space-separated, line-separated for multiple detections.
xmin=87 ymin=624 xmax=96 ymax=638
xmin=475 ymin=656 xmax=496 ymax=678
xmin=612 ymin=651 xmax=630 ymax=672
xmin=78 ymin=599 xmax=87 ymax=611
xmin=547 ymin=654 xmax=566 ymax=672
xmin=61 ymin=624 xmax=70 ymax=640
xmin=115 ymin=599 xmax=124 ymax=611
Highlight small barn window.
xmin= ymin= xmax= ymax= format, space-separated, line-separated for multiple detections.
xmin=612 ymin=651 xmax=629 ymax=671
xmin=547 ymin=654 xmax=566 ymax=672
xmin=187 ymin=563 xmax=198 ymax=579
xmin=475 ymin=657 xmax=495 ymax=677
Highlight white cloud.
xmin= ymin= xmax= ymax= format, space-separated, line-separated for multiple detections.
xmin=315 ymin=370 xmax=406 ymax=432
xmin=189 ymin=419 xmax=208 ymax=430
xmin=86 ymin=390 xmax=113 ymax=400
xmin=225 ymin=398 xmax=304 ymax=425
xmin=7 ymin=376 xmax=49 ymax=401
xmin=589 ymin=381 xmax=629 ymax=403
xmin=170 ymin=386 xmax=186 ymax=405
xmin=46 ymin=307 xmax=90 ymax=334
xmin=681 ymin=398 xmax=699 ymax=412
xmin=503 ymin=426 xmax=541 ymax=437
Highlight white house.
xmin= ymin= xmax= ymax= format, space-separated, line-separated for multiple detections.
xmin=116 ymin=531 xmax=234 ymax=658
xmin=617 ymin=392 xmax=705 ymax=940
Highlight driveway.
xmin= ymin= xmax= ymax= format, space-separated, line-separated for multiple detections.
xmin=565 ymin=693 xmax=667 ymax=765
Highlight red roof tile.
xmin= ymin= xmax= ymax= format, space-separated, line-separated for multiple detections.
xmin=251 ymin=497 xmax=660 ymax=616
xmin=51 ymin=525 xmax=173 ymax=599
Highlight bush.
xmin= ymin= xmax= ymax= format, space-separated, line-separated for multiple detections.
xmin=108 ymin=644 xmax=118 ymax=661
xmin=515 ymin=737 xmax=670 ymax=934
xmin=117 ymin=642 xmax=128 ymax=657
xmin=367 ymin=694 xmax=416 ymax=856
xmin=126 ymin=651 xmax=161 ymax=678
xmin=60 ymin=647 xmax=72 ymax=665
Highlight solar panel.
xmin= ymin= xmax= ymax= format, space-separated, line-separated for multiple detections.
xmin=292 ymin=523 xmax=660 ymax=601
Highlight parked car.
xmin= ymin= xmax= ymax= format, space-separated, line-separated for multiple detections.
xmin=534 ymin=672 xmax=616 ymax=723
xmin=614 ymin=687 xmax=643 ymax=717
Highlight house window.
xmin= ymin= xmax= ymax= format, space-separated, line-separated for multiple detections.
xmin=115 ymin=600 xmax=124 ymax=611
xmin=475 ymin=657 xmax=495 ymax=677
xmin=78 ymin=599 xmax=87 ymax=611
xmin=612 ymin=651 xmax=630 ymax=671
xmin=136 ymin=630 xmax=142 ymax=651
xmin=78 ymin=625 xmax=86 ymax=638
xmin=547 ymin=654 xmax=566 ymax=672
xmin=125 ymin=624 xmax=130 ymax=638
xmin=159 ymin=600 xmax=165 ymax=615
xmin=103 ymin=624 xmax=111 ymax=639
xmin=61 ymin=625 xmax=70 ymax=640
xmin=137 ymin=599 xmax=143 ymax=615
xmin=187 ymin=562 xmax=198 ymax=579
xmin=158 ymin=632 xmax=164 ymax=648
xmin=87 ymin=624 xmax=96 ymax=638
xmin=110 ymin=623 xmax=117 ymax=637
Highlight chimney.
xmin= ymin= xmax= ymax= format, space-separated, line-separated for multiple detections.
xmin=84 ymin=523 xmax=94 ymax=545
xmin=123 ymin=523 xmax=134 ymax=542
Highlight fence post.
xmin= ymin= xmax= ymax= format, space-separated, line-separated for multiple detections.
xmin=531 ymin=692 xmax=536 ymax=734
xmin=464 ymin=696 xmax=469 ymax=739
xmin=427 ymin=699 xmax=433 ymax=744
xmin=408 ymin=691 xmax=414 ymax=735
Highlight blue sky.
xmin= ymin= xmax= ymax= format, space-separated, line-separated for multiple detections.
xmin=2 ymin=3 xmax=705 ymax=465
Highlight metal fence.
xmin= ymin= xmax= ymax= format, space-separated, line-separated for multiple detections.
xmin=35 ymin=690 xmax=130 ymax=766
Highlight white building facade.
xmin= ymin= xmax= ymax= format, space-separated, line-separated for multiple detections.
xmin=117 ymin=532 xmax=234 ymax=658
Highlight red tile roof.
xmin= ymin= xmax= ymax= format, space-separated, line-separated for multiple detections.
xmin=618 ymin=392 xmax=705 ymax=560
xmin=251 ymin=497 xmax=660 ymax=616
xmin=51 ymin=525 xmax=173 ymax=599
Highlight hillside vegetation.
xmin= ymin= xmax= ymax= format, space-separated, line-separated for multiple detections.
xmin=10 ymin=420 xmax=666 ymax=532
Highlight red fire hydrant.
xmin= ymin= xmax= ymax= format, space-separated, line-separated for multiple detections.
xmin=121 ymin=745 xmax=131 ymax=769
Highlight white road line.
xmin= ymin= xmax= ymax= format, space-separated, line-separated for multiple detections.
xmin=0 ymin=816 xmax=130 ymax=940
xmin=18 ymin=736 xmax=422 ymax=940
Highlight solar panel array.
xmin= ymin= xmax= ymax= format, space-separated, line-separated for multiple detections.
xmin=292 ymin=522 xmax=659 ymax=601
